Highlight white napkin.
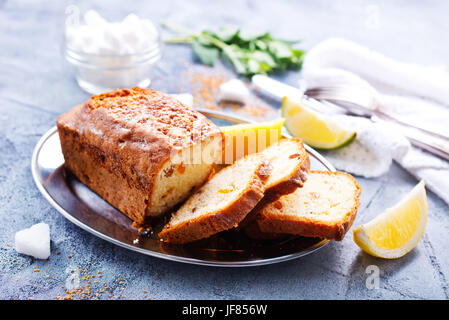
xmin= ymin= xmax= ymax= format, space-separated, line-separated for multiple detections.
xmin=301 ymin=38 xmax=449 ymax=204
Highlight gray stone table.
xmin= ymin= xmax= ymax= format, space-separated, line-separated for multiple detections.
xmin=1 ymin=0 xmax=448 ymax=300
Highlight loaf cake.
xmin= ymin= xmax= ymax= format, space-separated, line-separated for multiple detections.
xmin=57 ymin=87 xmax=223 ymax=224
xmin=158 ymin=153 xmax=271 ymax=244
xmin=253 ymin=171 xmax=361 ymax=241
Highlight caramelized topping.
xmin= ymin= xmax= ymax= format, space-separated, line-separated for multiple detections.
xmin=273 ymin=201 xmax=283 ymax=209
xmin=86 ymin=87 xmax=220 ymax=146
xmin=163 ymin=165 xmax=175 ymax=177
xmin=289 ymin=153 xmax=301 ymax=159
xmin=177 ymin=162 xmax=186 ymax=174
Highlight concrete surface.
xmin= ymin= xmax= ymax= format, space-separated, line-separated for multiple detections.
xmin=1 ymin=0 xmax=449 ymax=300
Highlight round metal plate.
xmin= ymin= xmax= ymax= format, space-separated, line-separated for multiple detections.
xmin=31 ymin=109 xmax=335 ymax=267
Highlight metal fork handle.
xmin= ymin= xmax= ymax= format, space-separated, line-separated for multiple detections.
xmin=373 ymin=108 xmax=449 ymax=141
xmin=252 ymin=75 xmax=449 ymax=161
xmin=408 ymin=135 xmax=449 ymax=161
xmin=314 ymin=95 xmax=449 ymax=160
xmin=306 ymin=86 xmax=449 ymax=141
xmin=372 ymin=116 xmax=449 ymax=161
xmin=305 ymin=87 xmax=378 ymax=114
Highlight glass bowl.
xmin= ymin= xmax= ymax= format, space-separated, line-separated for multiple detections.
xmin=64 ymin=36 xmax=162 ymax=94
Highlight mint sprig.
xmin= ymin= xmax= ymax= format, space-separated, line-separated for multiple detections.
xmin=162 ymin=22 xmax=305 ymax=77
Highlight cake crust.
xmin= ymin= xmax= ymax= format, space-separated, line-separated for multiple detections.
xmin=57 ymin=87 xmax=223 ymax=224
xmin=158 ymin=158 xmax=271 ymax=244
xmin=256 ymin=171 xmax=362 ymax=241
xmin=262 ymin=138 xmax=310 ymax=196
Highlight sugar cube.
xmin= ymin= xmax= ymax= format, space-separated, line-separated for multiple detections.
xmin=15 ymin=223 xmax=50 ymax=260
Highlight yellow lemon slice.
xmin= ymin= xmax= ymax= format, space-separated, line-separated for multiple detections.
xmin=281 ymin=96 xmax=356 ymax=149
xmin=220 ymin=118 xmax=285 ymax=164
xmin=353 ymin=180 xmax=428 ymax=259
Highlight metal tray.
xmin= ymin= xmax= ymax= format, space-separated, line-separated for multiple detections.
xmin=31 ymin=109 xmax=335 ymax=267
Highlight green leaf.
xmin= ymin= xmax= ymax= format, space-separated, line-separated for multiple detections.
xmin=268 ymin=40 xmax=293 ymax=60
xmin=259 ymin=63 xmax=272 ymax=73
xmin=250 ymin=50 xmax=276 ymax=67
xmin=288 ymin=48 xmax=305 ymax=69
xmin=291 ymin=48 xmax=305 ymax=57
xmin=276 ymin=60 xmax=288 ymax=71
xmin=277 ymin=38 xmax=301 ymax=45
xmin=163 ymin=21 xmax=306 ymax=77
xmin=238 ymin=30 xmax=260 ymax=42
xmin=247 ymin=59 xmax=261 ymax=74
xmin=192 ymin=39 xmax=219 ymax=66
xmin=223 ymin=45 xmax=247 ymax=74
xmin=254 ymin=40 xmax=267 ymax=51
xmin=254 ymin=32 xmax=272 ymax=41
xmin=214 ymin=27 xmax=240 ymax=43
xmin=196 ymin=33 xmax=214 ymax=46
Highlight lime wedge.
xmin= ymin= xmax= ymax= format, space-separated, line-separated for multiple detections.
xmin=281 ymin=96 xmax=356 ymax=149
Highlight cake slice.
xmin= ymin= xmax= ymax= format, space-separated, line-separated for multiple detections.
xmin=237 ymin=138 xmax=310 ymax=230
xmin=260 ymin=138 xmax=310 ymax=195
xmin=158 ymin=153 xmax=271 ymax=244
xmin=254 ymin=171 xmax=361 ymax=241
xmin=57 ymin=88 xmax=223 ymax=225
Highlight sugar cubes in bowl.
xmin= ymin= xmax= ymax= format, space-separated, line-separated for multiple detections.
xmin=64 ymin=10 xmax=162 ymax=94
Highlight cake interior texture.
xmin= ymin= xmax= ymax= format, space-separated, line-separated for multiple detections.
xmin=265 ymin=172 xmax=358 ymax=221
xmin=149 ymin=136 xmax=222 ymax=217
xmin=158 ymin=153 xmax=270 ymax=243
xmin=56 ymin=87 xmax=223 ymax=224
xmin=260 ymin=138 xmax=310 ymax=193
xmin=257 ymin=171 xmax=361 ymax=240
xmin=169 ymin=154 xmax=268 ymax=227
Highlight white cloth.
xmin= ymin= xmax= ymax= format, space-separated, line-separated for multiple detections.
xmin=301 ymin=38 xmax=449 ymax=204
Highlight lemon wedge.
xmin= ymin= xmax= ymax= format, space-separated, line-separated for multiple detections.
xmin=220 ymin=118 xmax=285 ymax=164
xmin=281 ymin=96 xmax=356 ymax=149
xmin=353 ymin=180 xmax=428 ymax=259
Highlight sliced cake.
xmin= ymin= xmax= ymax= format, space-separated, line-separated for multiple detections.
xmin=254 ymin=171 xmax=361 ymax=241
xmin=158 ymin=153 xmax=271 ymax=244
xmin=260 ymin=138 xmax=310 ymax=195
xmin=237 ymin=138 xmax=310 ymax=230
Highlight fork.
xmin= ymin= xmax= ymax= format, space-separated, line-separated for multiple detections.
xmin=252 ymin=75 xmax=449 ymax=161
xmin=305 ymin=85 xmax=449 ymax=141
